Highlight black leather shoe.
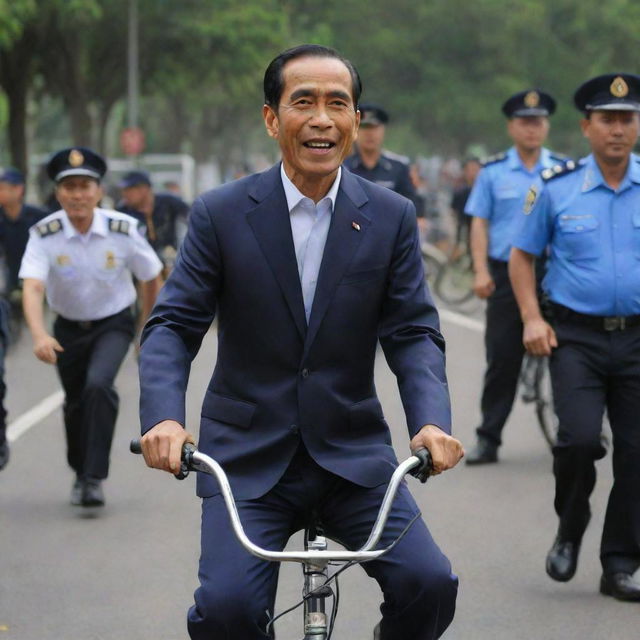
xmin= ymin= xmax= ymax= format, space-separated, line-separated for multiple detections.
xmin=82 ymin=478 xmax=105 ymax=507
xmin=465 ymin=438 xmax=498 ymax=465
xmin=546 ymin=537 xmax=580 ymax=582
xmin=0 ymin=440 xmax=9 ymax=471
xmin=70 ymin=477 xmax=84 ymax=506
xmin=600 ymin=572 xmax=640 ymax=601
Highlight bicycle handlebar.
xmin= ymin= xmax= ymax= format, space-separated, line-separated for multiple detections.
xmin=130 ymin=438 xmax=432 ymax=564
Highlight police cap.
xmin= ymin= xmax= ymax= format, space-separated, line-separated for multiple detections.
xmin=501 ymin=90 xmax=556 ymax=118
xmin=359 ymin=103 xmax=389 ymax=126
xmin=46 ymin=147 xmax=107 ymax=183
xmin=0 ymin=168 xmax=25 ymax=185
xmin=573 ymin=73 xmax=640 ymax=113
xmin=119 ymin=170 xmax=152 ymax=189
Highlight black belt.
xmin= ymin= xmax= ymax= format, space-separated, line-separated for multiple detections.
xmin=549 ymin=302 xmax=640 ymax=332
xmin=57 ymin=308 xmax=130 ymax=331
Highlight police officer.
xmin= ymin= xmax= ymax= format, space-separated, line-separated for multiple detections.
xmin=343 ymin=103 xmax=420 ymax=211
xmin=20 ymin=147 xmax=163 ymax=507
xmin=117 ymin=170 xmax=189 ymax=274
xmin=465 ymin=89 xmax=567 ymax=464
xmin=510 ymin=73 xmax=640 ymax=601
xmin=0 ymin=168 xmax=46 ymax=469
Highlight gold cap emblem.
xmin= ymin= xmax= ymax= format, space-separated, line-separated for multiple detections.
xmin=610 ymin=76 xmax=629 ymax=98
xmin=524 ymin=91 xmax=540 ymax=108
xmin=68 ymin=149 xmax=84 ymax=167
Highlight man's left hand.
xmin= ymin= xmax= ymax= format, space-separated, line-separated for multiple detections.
xmin=410 ymin=424 xmax=464 ymax=475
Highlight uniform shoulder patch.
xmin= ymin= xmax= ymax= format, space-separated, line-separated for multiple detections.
xmin=108 ymin=218 xmax=130 ymax=235
xmin=481 ymin=152 xmax=507 ymax=167
xmin=35 ymin=218 xmax=63 ymax=238
xmin=541 ymin=160 xmax=578 ymax=182
xmin=549 ymin=152 xmax=569 ymax=162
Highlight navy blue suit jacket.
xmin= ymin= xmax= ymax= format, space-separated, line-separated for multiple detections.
xmin=139 ymin=164 xmax=451 ymax=500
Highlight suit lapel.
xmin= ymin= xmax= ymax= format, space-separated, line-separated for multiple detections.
xmin=247 ymin=165 xmax=307 ymax=340
xmin=304 ymin=170 xmax=370 ymax=353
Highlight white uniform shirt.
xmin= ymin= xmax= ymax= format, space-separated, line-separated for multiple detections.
xmin=19 ymin=208 xmax=162 ymax=321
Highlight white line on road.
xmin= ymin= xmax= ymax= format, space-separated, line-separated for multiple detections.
xmin=439 ymin=308 xmax=485 ymax=333
xmin=6 ymin=390 xmax=64 ymax=443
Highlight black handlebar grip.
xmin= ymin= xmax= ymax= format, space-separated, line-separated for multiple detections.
xmin=409 ymin=447 xmax=433 ymax=483
xmin=130 ymin=439 xmax=142 ymax=454
xmin=129 ymin=438 xmax=194 ymax=481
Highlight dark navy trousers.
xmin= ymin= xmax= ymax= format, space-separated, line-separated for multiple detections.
xmin=54 ymin=308 xmax=134 ymax=480
xmin=550 ymin=318 xmax=640 ymax=575
xmin=187 ymin=445 xmax=458 ymax=639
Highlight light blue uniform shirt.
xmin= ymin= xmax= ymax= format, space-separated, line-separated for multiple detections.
xmin=281 ymin=164 xmax=340 ymax=322
xmin=512 ymin=153 xmax=640 ymax=316
xmin=465 ymin=146 xmax=562 ymax=262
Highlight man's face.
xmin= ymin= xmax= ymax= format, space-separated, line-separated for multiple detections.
xmin=0 ymin=182 xmax=23 ymax=208
xmin=507 ymin=116 xmax=550 ymax=152
xmin=357 ymin=123 xmax=385 ymax=154
xmin=581 ymin=110 xmax=640 ymax=164
xmin=121 ymin=184 xmax=150 ymax=209
xmin=55 ymin=176 xmax=102 ymax=225
xmin=263 ymin=55 xmax=359 ymax=184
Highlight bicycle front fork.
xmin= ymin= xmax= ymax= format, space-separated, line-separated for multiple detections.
xmin=302 ymin=535 xmax=333 ymax=639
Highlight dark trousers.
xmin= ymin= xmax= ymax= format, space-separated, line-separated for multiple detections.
xmin=53 ymin=308 xmax=134 ymax=480
xmin=187 ymin=445 xmax=458 ymax=640
xmin=550 ymin=318 xmax=640 ymax=575
xmin=476 ymin=259 xmax=525 ymax=445
xmin=0 ymin=298 xmax=10 ymax=445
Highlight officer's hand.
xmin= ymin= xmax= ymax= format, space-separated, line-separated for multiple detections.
xmin=141 ymin=420 xmax=195 ymax=475
xmin=33 ymin=334 xmax=64 ymax=364
xmin=523 ymin=317 xmax=557 ymax=356
xmin=410 ymin=425 xmax=465 ymax=475
xmin=473 ymin=271 xmax=495 ymax=299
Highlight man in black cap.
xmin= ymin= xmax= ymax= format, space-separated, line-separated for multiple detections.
xmin=19 ymin=147 xmax=163 ymax=507
xmin=510 ymin=73 xmax=640 ymax=600
xmin=464 ymin=89 xmax=569 ymax=464
xmin=117 ymin=170 xmax=189 ymax=276
xmin=344 ymin=103 xmax=420 ymax=211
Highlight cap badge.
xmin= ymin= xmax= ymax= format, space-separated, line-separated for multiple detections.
xmin=610 ymin=76 xmax=629 ymax=98
xmin=68 ymin=149 xmax=84 ymax=167
xmin=524 ymin=91 xmax=540 ymax=108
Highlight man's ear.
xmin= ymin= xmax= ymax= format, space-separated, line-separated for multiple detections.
xmin=580 ymin=117 xmax=590 ymax=139
xmin=263 ymin=104 xmax=279 ymax=139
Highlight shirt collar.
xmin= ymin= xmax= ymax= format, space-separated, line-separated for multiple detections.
xmin=581 ymin=153 xmax=640 ymax=192
xmin=507 ymin=146 xmax=551 ymax=172
xmin=280 ymin=163 xmax=341 ymax=213
xmin=61 ymin=208 xmax=109 ymax=239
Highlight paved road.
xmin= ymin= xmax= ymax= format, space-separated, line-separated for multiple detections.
xmin=0 ymin=306 xmax=637 ymax=639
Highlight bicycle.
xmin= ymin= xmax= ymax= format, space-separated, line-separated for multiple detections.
xmin=432 ymin=247 xmax=474 ymax=307
xmin=131 ymin=439 xmax=433 ymax=640
xmin=421 ymin=240 xmax=447 ymax=287
xmin=519 ymin=353 xmax=558 ymax=449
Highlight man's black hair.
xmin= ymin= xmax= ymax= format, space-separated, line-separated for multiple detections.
xmin=263 ymin=44 xmax=362 ymax=111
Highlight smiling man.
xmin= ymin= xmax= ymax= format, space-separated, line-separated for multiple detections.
xmin=139 ymin=44 xmax=463 ymax=639
xmin=19 ymin=147 xmax=162 ymax=508
xmin=509 ymin=73 xmax=640 ymax=601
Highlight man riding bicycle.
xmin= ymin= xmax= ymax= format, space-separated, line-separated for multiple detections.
xmin=138 ymin=45 xmax=464 ymax=639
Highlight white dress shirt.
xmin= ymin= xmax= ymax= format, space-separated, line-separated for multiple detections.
xmin=281 ymin=164 xmax=341 ymax=321
xmin=19 ymin=208 xmax=162 ymax=321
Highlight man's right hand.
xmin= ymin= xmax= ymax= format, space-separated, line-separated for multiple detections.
xmin=141 ymin=420 xmax=195 ymax=475
xmin=523 ymin=317 xmax=558 ymax=356
xmin=33 ymin=334 xmax=64 ymax=364
xmin=473 ymin=270 xmax=495 ymax=299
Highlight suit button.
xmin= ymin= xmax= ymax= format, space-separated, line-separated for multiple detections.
xmin=290 ymin=424 xmax=299 ymax=434
xmin=301 ymin=368 xmax=310 ymax=379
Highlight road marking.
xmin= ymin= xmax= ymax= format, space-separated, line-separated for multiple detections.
xmin=6 ymin=390 xmax=64 ymax=443
xmin=439 ymin=308 xmax=485 ymax=333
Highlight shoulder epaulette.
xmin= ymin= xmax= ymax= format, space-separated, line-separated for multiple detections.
xmin=35 ymin=218 xmax=63 ymax=238
xmin=541 ymin=160 xmax=578 ymax=182
xmin=108 ymin=218 xmax=131 ymax=235
xmin=549 ymin=152 xmax=569 ymax=162
xmin=481 ymin=152 xmax=507 ymax=167
xmin=382 ymin=149 xmax=411 ymax=165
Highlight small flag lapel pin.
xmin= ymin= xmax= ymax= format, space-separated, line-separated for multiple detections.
xmin=351 ymin=221 xmax=361 ymax=231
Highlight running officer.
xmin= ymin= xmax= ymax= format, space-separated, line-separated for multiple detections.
xmin=510 ymin=73 xmax=640 ymax=601
xmin=20 ymin=147 xmax=163 ymax=508
xmin=464 ymin=89 xmax=567 ymax=464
